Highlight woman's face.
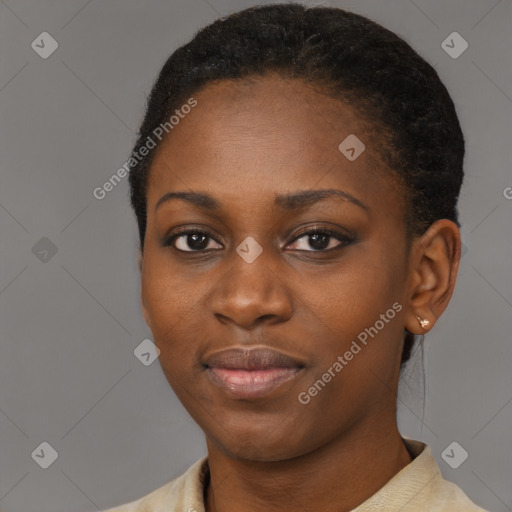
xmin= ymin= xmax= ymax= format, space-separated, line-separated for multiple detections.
xmin=141 ymin=74 xmax=413 ymax=461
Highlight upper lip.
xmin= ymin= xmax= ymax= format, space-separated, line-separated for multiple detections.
xmin=203 ymin=346 xmax=305 ymax=370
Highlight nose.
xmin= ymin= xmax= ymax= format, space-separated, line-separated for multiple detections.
xmin=212 ymin=248 xmax=293 ymax=330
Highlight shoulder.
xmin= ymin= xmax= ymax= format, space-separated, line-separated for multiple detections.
xmin=426 ymin=474 xmax=489 ymax=511
xmin=103 ymin=456 xmax=208 ymax=512
xmin=405 ymin=439 xmax=489 ymax=512
xmin=352 ymin=439 xmax=490 ymax=512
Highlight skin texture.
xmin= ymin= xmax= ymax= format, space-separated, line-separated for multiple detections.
xmin=139 ymin=74 xmax=461 ymax=512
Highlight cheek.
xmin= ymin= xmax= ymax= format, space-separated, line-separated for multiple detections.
xmin=140 ymin=252 xmax=206 ymax=362
xmin=296 ymin=273 xmax=405 ymax=426
xmin=305 ymin=242 xmax=407 ymax=379
xmin=311 ymin=253 xmax=403 ymax=333
xmin=142 ymin=243 xmax=206 ymax=320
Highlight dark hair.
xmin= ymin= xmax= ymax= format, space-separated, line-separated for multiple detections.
xmin=128 ymin=3 xmax=465 ymax=366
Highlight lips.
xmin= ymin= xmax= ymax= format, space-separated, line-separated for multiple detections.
xmin=203 ymin=347 xmax=305 ymax=399
xmin=204 ymin=347 xmax=303 ymax=370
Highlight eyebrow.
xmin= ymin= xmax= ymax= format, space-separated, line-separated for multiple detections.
xmin=154 ymin=188 xmax=369 ymax=213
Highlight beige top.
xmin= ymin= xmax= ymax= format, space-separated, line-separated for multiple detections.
xmin=104 ymin=439 xmax=488 ymax=512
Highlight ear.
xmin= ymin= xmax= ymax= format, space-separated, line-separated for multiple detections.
xmin=138 ymin=248 xmax=152 ymax=329
xmin=405 ymin=219 xmax=461 ymax=335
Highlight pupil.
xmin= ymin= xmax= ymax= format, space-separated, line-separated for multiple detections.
xmin=309 ymin=233 xmax=329 ymax=250
xmin=189 ymin=233 xmax=208 ymax=250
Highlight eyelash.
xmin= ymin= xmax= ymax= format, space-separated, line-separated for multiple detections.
xmin=162 ymin=227 xmax=356 ymax=254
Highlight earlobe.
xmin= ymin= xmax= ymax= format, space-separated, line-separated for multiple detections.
xmin=405 ymin=219 xmax=461 ymax=335
xmin=405 ymin=311 xmax=433 ymax=335
xmin=415 ymin=315 xmax=430 ymax=329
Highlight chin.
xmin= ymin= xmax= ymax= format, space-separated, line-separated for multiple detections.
xmin=218 ymin=441 xmax=298 ymax=462
xmin=207 ymin=421 xmax=310 ymax=462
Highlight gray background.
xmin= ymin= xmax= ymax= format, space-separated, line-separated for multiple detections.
xmin=1 ymin=0 xmax=511 ymax=511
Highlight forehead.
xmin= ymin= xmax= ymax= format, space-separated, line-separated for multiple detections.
xmin=146 ymin=74 xmax=403 ymax=219
xmin=157 ymin=74 xmax=375 ymax=166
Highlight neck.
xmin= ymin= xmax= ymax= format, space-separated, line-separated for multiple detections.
xmin=204 ymin=423 xmax=412 ymax=512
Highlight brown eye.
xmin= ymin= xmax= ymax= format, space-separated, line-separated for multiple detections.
xmin=165 ymin=230 xmax=223 ymax=252
xmin=287 ymin=229 xmax=354 ymax=252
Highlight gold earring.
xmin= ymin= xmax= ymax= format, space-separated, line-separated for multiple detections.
xmin=415 ymin=315 xmax=430 ymax=329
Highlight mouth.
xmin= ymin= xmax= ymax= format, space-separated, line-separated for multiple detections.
xmin=203 ymin=346 xmax=305 ymax=400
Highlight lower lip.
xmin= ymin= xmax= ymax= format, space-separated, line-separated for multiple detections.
xmin=206 ymin=367 xmax=302 ymax=399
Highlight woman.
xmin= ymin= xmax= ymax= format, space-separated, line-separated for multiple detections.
xmin=106 ymin=3 xmax=488 ymax=511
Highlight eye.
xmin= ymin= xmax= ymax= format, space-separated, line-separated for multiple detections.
xmin=287 ymin=228 xmax=354 ymax=252
xmin=164 ymin=230 xmax=223 ymax=252
xmin=162 ymin=227 xmax=355 ymax=254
